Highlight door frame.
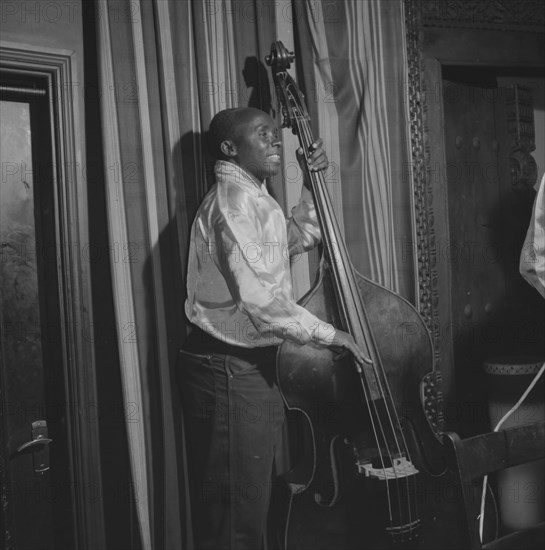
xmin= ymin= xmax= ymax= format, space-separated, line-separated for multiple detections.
xmin=0 ymin=42 xmax=105 ymax=550
xmin=404 ymin=0 xmax=545 ymax=427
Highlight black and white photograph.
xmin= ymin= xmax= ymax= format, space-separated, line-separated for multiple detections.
xmin=1 ymin=1 xmax=544 ymax=549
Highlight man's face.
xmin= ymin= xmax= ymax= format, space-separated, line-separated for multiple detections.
xmin=227 ymin=111 xmax=282 ymax=182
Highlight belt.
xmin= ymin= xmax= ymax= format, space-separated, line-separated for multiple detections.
xmin=182 ymin=326 xmax=277 ymax=363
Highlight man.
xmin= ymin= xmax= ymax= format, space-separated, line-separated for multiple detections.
xmin=179 ymin=107 xmax=363 ymax=549
xmin=520 ymin=173 xmax=545 ymax=298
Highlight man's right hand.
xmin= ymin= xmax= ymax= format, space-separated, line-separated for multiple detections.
xmin=330 ymin=329 xmax=366 ymax=369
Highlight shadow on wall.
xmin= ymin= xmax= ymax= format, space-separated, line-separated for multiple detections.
xmin=243 ymin=56 xmax=273 ymax=114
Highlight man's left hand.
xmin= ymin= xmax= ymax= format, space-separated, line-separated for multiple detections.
xmin=297 ymin=138 xmax=329 ymax=185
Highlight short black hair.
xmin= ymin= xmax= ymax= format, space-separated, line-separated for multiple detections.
xmin=207 ymin=107 xmax=267 ymax=160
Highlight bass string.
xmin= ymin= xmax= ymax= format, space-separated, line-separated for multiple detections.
xmin=289 ymin=100 xmax=396 ymax=439
xmin=289 ymin=94 xmax=420 ymax=530
xmin=310 ymin=149 xmax=420 ymax=531
xmin=311 ymin=131 xmax=420 ymax=529
xmin=292 ymin=110 xmax=414 ymax=528
xmin=289 ymin=106 xmax=401 ymax=526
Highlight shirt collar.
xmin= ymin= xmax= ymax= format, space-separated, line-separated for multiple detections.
xmin=215 ymin=160 xmax=268 ymax=197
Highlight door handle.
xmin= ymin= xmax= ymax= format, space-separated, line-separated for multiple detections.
xmin=16 ymin=435 xmax=53 ymax=454
xmin=15 ymin=420 xmax=52 ymax=474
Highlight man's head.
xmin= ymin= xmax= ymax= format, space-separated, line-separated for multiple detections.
xmin=207 ymin=107 xmax=282 ymax=182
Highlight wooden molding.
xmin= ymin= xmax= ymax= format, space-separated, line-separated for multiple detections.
xmin=404 ymin=1 xmax=446 ymax=433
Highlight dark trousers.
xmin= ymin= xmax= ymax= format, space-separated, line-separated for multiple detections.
xmin=177 ymin=335 xmax=285 ymax=550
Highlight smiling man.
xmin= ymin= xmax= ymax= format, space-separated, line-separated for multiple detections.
xmin=179 ymin=107 xmax=362 ymax=550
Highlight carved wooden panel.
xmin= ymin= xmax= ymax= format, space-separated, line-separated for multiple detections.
xmin=404 ymin=0 xmax=445 ymax=433
xmin=421 ymin=0 xmax=545 ymax=32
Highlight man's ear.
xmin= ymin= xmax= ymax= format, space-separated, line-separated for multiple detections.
xmin=220 ymin=139 xmax=237 ymax=158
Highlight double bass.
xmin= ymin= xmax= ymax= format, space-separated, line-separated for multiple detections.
xmin=266 ymin=42 xmax=463 ymax=550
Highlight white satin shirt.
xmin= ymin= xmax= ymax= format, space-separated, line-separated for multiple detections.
xmin=185 ymin=160 xmax=336 ymax=348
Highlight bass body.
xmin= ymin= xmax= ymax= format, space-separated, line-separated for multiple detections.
xmin=271 ymin=263 xmax=466 ymax=550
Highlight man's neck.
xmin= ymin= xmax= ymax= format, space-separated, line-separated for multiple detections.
xmin=221 ymin=159 xmax=264 ymax=188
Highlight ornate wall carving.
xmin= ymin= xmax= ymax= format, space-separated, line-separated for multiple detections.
xmin=420 ymin=0 xmax=545 ymax=32
xmin=404 ymin=0 xmax=444 ymax=433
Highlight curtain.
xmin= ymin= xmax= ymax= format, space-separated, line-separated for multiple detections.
xmin=294 ymin=0 xmax=415 ymax=299
xmin=96 ymin=1 xmax=281 ymax=548
xmin=95 ymin=0 xmax=414 ymax=548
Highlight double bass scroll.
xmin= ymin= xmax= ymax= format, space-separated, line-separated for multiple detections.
xmin=266 ymin=41 xmax=463 ymax=550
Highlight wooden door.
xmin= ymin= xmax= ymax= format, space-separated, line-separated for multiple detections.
xmin=0 ymin=84 xmax=74 ymax=550
xmin=442 ymin=81 xmax=544 ymax=435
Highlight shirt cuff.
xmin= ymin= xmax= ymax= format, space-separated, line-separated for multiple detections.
xmin=311 ymin=322 xmax=336 ymax=346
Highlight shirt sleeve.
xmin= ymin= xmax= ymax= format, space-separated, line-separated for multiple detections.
xmin=286 ymin=186 xmax=322 ymax=257
xmin=519 ymin=174 xmax=545 ymax=299
xmin=214 ymin=206 xmax=335 ymax=347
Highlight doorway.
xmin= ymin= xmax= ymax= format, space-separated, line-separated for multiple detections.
xmin=442 ymin=67 xmax=545 ymax=435
xmin=0 ymin=73 xmax=75 ymax=549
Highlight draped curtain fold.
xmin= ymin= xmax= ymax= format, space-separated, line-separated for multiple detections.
xmin=294 ymin=0 xmax=415 ymax=298
xmin=95 ymin=1 xmax=414 ymax=548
